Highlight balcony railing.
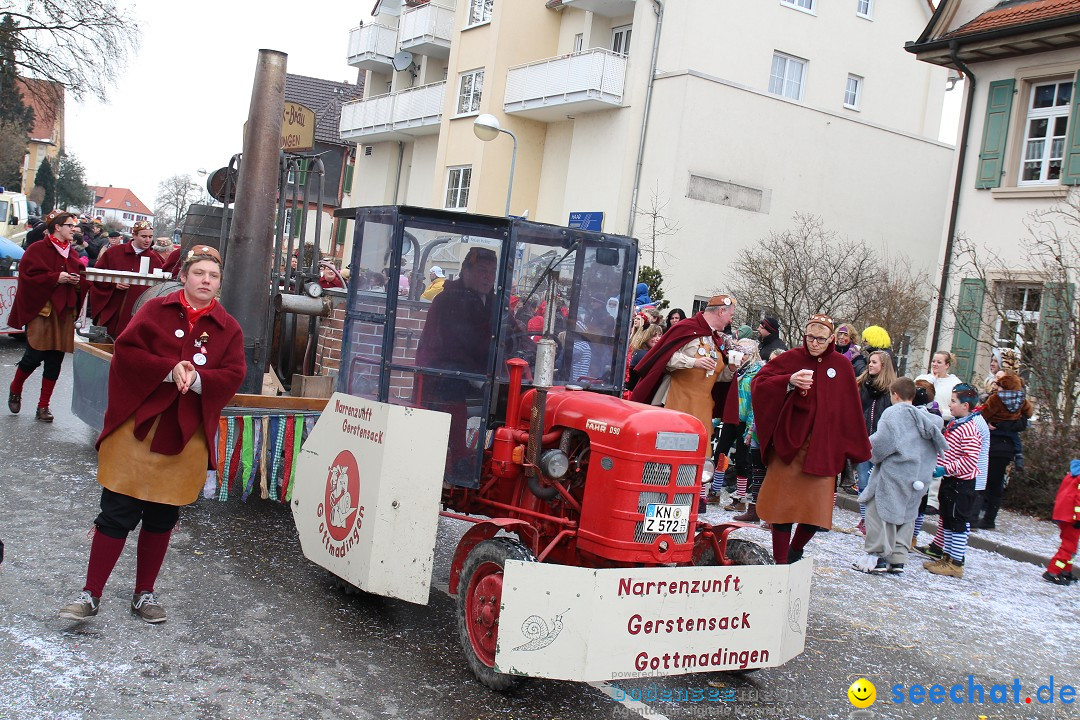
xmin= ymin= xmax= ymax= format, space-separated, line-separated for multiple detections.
xmin=347 ymin=23 xmax=399 ymax=71
xmin=340 ymin=81 xmax=446 ymax=142
xmin=400 ymin=2 xmax=455 ymax=58
xmin=557 ymin=0 xmax=636 ymax=17
xmin=504 ymin=48 xmax=627 ymax=122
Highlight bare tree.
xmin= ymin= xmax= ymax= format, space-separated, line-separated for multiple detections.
xmin=726 ymin=214 xmax=896 ymax=347
xmin=634 ymin=182 xmax=680 ymax=269
xmin=154 ymin=173 xmax=198 ymax=237
xmin=0 ymin=2 xmax=138 ymax=102
xmin=949 ymin=195 xmax=1079 ymax=426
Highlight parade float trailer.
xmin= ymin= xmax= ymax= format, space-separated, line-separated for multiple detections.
xmin=68 ymin=203 xmax=812 ymax=690
xmin=64 ymin=50 xmax=809 ymax=693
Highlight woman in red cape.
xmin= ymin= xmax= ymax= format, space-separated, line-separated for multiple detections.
xmin=6 ymin=211 xmax=87 ymax=422
xmin=59 ymin=246 xmax=245 ymax=624
xmin=751 ymin=314 xmax=871 ymax=563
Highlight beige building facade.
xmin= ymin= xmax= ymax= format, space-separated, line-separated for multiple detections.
xmin=341 ymin=0 xmax=954 ymax=333
xmin=908 ymin=0 xmax=1080 ymax=384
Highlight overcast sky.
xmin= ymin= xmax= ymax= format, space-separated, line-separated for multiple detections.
xmin=65 ymin=2 xmax=963 ymax=215
xmin=65 ymin=0 xmax=368 ymax=211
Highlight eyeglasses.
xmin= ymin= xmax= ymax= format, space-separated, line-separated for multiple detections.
xmin=804 ymin=334 xmax=831 ymax=345
xmin=60 ymin=223 xmax=78 ymax=228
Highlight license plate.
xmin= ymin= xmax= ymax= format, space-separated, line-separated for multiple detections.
xmin=643 ymin=503 xmax=690 ymax=535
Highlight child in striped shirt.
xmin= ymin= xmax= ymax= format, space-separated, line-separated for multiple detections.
xmin=925 ymin=383 xmax=983 ymax=579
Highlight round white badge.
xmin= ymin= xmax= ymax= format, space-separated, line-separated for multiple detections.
xmin=174 ymin=329 xmax=185 ymax=338
xmin=827 ymin=367 xmax=837 ymax=378
xmin=193 ymin=353 xmax=207 ymax=366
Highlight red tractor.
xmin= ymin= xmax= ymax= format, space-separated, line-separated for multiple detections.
xmin=293 ymin=206 xmax=799 ymax=691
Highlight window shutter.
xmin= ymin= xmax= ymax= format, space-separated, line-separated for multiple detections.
xmin=1061 ymin=73 xmax=1080 ymax=184
xmin=335 ymin=218 xmax=348 ymax=245
xmin=950 ymin=277 xmax=986 ymax=382
xmin=1034 ymin=281 xmax=1076 ymax=400
xmin=975 ymin=79 xmax=1015 ymax=189
xmin=297 ymin=159 xmax=309 ymax=187
xmin=344 ymin=163 xmax=354 ymax=193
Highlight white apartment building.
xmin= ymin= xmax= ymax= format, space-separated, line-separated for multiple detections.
xmin=340 ymin=0 xmax=954 ymax=325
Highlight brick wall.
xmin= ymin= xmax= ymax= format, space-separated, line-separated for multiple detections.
xmin=320 ymin=293 xmax=430 ymax=400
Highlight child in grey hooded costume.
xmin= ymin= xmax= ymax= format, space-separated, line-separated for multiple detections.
xmin=854 ymin=377 xmax=948 ymax=573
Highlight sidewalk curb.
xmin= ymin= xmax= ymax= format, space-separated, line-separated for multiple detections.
xmin=834 ymin=493 xmax=1078 ymax=579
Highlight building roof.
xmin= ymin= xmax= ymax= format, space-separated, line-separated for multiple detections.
xmin=89 ymin=186 xmax=153 ymax=216
xmin=908 ymin=0 xmax=1080 ymax=66
xmin=284 ymin=74 xmax=366 ymax=146
xmin=945 ymin=0 xmax=1080 ymax=38
xmin=15 ymin=78 xmax=64 ymax=143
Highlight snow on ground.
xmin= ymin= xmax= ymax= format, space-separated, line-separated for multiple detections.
xmin=701 ymin=496 xmax=1079 ymax=688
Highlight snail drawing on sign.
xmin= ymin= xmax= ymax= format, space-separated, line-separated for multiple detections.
xmin=787 ymin=597 xmax=803 ymax=635
xmin=513 ymin=609 xmax=570 ymax=651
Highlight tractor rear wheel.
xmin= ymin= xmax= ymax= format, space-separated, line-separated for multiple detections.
xmin=455 ymin=537 xmax=536 ymax=691
xmin=694 ymin=537 xmax=775 ymax=566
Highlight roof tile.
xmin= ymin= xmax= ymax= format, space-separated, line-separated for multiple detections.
xmin=947 ymin=0 xmax=1080 ymax=38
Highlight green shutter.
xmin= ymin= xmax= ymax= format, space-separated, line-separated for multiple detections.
xmin=334 ymin=218 xmax=347 ymax=245
xmin=951 ymin=277 xmax=986 ymax=383
xmin=297 ymin=159 xmax=309 ymax=187
xmin=1034 ymin=281 xmax=1076 ymax=400
xmin=343 ymin=163 xmax=354 ymax=193
xmin=1061 ymin=73 xmax=1080 ymax=184
xmin=976 ymin=79 xmax=1015 ymax=189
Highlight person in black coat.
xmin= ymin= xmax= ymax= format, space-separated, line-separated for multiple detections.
xmin=756 ymin=315 xmax=787 ymax=358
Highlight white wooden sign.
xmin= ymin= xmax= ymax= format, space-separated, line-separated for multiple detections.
xmin=0 ymin=277 xmax=18 ymax=333
xmin=291 ymin=392 xmax=450 ymax=605
xmin=495 ymin=559 xmax=812 ymax=681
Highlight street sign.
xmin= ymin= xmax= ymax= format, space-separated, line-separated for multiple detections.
xmin=568 ymin=212 xmax=603 ymax=232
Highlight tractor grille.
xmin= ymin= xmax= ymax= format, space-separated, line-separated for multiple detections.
xmin=641 ymin=462 xmax=671 ymax=485
xmin=676 ymin=463 xmax=699 ymax=486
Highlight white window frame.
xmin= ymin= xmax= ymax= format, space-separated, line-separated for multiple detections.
xmin=769 ymin=52 xmax=806 ymax=101
xmin=445 ymin=166 xmax=472 ymax=210
xmin=456 ymin=69 xmax=484 ymax=115
xmin=856 ymin=0 xmax=873 ymax=19
xmin=780 ymin=0 xmax=815 ymax=15
xmin=573 ymin=33 xmax=584 ymax=53
xmin=844 ymin=74 xmax=863 ymax=110
xmin=611 ymin=24 xmax=632 ymax=56
xmin=466 ymin=0 xmax=493 ymax=27
xmin=1019 ymin=79 xmax=1072 ymax=186
xmin=994 ymin=285 xmax=1042 ymax=363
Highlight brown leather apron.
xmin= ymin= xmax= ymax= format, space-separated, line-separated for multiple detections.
xmin=665 ymin=366 xmax=720 ymax=434
xmin=98 ymin=416 xmax=208 ymax=506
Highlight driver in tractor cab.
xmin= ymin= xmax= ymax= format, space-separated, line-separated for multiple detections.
xmin=415 ymin=246 xmax=498 ymax=481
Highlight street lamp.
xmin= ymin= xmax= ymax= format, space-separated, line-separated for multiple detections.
xmin=472 ymin=113 xmax=517 ymax=217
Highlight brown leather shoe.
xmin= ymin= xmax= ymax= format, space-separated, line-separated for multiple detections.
xmin=733 ymin=503 xmax=759 ymax=523
xmin=7 ymin=392 xmax=20 ymax=414
xmin=35 ymin=406 xmax=54 ymax=423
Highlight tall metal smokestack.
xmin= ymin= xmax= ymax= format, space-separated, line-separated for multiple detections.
xmin=223 ymin=49 xmax=287 ymax=394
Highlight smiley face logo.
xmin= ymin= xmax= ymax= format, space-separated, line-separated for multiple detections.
xmin=848 ymin=678 xmax=876 ymax=708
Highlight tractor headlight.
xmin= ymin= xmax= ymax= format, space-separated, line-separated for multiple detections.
xmin=701 ymin=458 xmax=715 ymax=485
xmin=539 ymin=449 xmax=570 ymax=479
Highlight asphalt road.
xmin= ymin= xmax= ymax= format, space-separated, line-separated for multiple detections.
xmin=0 ymin=336 xmax=1076 ymax=720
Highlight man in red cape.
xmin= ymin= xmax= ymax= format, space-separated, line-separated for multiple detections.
xmin=751 ymin=313 xmax=871 ymax=563
xmin=89 ymin=219 xmax=164 ymax=340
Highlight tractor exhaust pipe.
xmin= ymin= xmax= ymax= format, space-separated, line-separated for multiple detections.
xmin=526 ymin=338 xmax=558 ymax=500
xmin=221 ymin=48 xmax=288 ymax=394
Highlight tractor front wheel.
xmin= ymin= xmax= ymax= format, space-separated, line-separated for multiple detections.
xmin=455 ymin=537 xmax=536 ymax=691
xmin=694 ymin=537 xmax=775 ymax=566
